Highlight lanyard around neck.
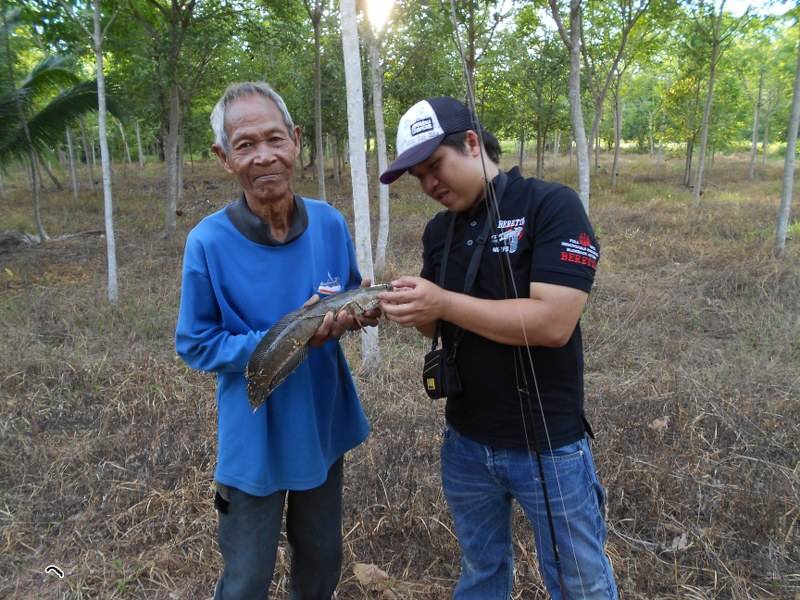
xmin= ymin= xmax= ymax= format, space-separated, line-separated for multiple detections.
xmin=432 ymin=171 xmax=507 ymax=354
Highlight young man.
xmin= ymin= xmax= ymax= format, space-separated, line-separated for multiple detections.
xmin=175 ymin=81 xmax=377 ymax=600
xmin=378 ymin=97 xmax=619 ymax=600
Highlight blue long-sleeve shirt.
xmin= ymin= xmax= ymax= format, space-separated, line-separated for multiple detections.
xmin=175 ymin=197 xmax=369 ymax=496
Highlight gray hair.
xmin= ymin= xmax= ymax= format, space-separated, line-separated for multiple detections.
xmin=210 ymin=81 xmax=295 ymax=152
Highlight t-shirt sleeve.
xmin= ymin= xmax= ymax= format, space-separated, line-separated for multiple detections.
xmin=529 ymin=186 xmax=599 ymax=294
xmin=420 ymin=219 xmax=437 ymax=282
xmin=175 ymin=231 xmax=265 ymax=374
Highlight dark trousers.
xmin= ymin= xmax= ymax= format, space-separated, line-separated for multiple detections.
xmin=213 ymin=458 xmax=344 ymax=600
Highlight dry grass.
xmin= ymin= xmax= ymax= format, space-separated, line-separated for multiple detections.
xmin=0 ymin=152 xmax=798 ymax=599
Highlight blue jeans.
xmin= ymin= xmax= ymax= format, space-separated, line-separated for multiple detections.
xmin=213 ymin=458 xmax=343 ymax=600
xmin=440 ymin=425 xmax=619 ymax=600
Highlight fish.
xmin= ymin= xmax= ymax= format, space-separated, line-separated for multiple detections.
xmin=246 ymin=283 xmax=391 ymax=411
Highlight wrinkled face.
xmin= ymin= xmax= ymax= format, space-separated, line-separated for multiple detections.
xmin=213 ymin=94 xmax=301 ymax=209
xmin=408 ymin=133 xmax=485 ymax=213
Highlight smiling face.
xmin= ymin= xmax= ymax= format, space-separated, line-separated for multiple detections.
xmin=408 ymin=131 xmax=488 ymax=214
xmin=212 ymin=94 xmax=301 ymax=213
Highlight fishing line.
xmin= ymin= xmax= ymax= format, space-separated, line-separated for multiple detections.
xmin=444 ymin=1 xmax=588 ymax=596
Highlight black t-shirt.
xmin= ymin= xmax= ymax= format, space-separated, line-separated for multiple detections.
xmin=420 ymin=166 xmax=599 ymax=449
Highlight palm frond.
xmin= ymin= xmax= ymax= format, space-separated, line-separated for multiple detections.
xmin=0 ymin=81 xmax=100 ymax=162
xmin=18 ymin=56 xmax=80 ymax=102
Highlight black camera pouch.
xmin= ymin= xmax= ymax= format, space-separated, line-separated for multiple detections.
xmin=422 ymin=346 xmax=462 ymax=399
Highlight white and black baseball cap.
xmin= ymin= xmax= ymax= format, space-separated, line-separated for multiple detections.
xmin=379 ymin=96 xmax=475 ymax=184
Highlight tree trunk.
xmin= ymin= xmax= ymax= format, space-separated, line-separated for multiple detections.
xmin=536 ymin=124 xmax=544 ymax=179
xmin=135 ymin=120 xmax=145 ymax=167
xmin=568 ymin=133 xmax=573 ymax=167
xmin=116 ymin=118 xmax=132 ymax=164
xmin=93 ymin=0 xmax=118 ymax=303
xmin=692 ymin=10 xmax=723 ymax=207
xmin=684 ymin=137 xmax=694 ymax=187
xmin=78 ymin=118 xmax=96 ymax=192
xmin=27 ymin=156 xmax=47 ymax=238
xmin=332 ymin=134 xmax=341 ymax=186
xmin=540 ymin=128 xmax=547 ymax=178
xmin=6 ymin=2 xmax=56 ymax=240
xmin=747 ymin=69 xmax=764 ymax=181
xmin=551 ymin=0 xmax=590 ymax=212
xmin=177 ymin=131 xmax=184 ymax=207
xmin=776 ymin=32 xmax=800 ymax=256
xmin=164 ymin=78 xmax=180 ymax=234
xmin=66 ymin=127 xmax=79 ymax=200
xmin=341 ymin=0 xmax=379 ymax=367
xmin=553 ymin=130 xmax=561 ymax=158
xmin=369 ymin=33 xmax=390 ymax=277
xmin=40 ymin=155 xmax=64 ymax=191
xmin=762 ymin=117 xmax=770 ymax=168
xmin=518 ymin=128 xmax=525 ymax=170
xmin=611 ymin=82 xmax=622 ymax=192
xmin=311 ymin=5 xmax=326 ymax=200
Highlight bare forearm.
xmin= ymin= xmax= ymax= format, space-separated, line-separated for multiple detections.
xmin=379 ymin=276 xmax=587 ymax=346
xmin=439 ymin=291 xmax=574 ymax=347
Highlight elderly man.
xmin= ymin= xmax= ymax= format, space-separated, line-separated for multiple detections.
xmin=175 ymin=81 xmax=376 ymax=600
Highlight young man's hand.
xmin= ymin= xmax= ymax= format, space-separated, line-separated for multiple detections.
xmin=378 ymin=275 xmax=449 ymax=328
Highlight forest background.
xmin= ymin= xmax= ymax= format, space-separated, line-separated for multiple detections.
xmin=0 ymin=0 xmax=799 ymax=598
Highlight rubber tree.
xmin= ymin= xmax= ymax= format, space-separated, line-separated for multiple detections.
xmin=365 ymin=2 xmax=392 ymax=278
xmin=776 ymin=21 xmax=800 ymax=257
xmin=57 ymin=0 xmax=119 ymax=303
xmin=341 ymin=0 xmax=378 ymax=367
xmin=303 ymin=0 xmax=326 ymax=201
xmin=550 ymin=0 xmax=591 ymax=212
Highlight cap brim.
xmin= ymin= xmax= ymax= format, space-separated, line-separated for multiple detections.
xmin=379 ymin=134 xmax=444 ymax=184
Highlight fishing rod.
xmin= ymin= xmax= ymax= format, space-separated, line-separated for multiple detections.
xmin=444 ymin=1 xmax=589 ymax=597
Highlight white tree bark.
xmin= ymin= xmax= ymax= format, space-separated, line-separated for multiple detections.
xmin=306 ymin=0 xmax=327 ymax=201
xmin=135 ymin=120 xmax=145 ymax=167
xmin=341 ymin=0 xmax=379 ymax=367
xmin=177 ymin=130 xmax=184 ymax=208
xmin=550 ymin=0 xmax=590 ymax=212
xmin=368 ymin=32 xmax=389 ymax=278
xmin=165 ymin=79 xmax=180 ymax=234
xmin=611 ymin=78 xmax=622 ymax=192
xmin=116 ymin=118 xmax=132 ymax=164
xmin=762 ymin=91 xmax=776 ymax=168
xmin=332 ymin=135 xmax=341 ymax=185
xmin=748 ymin=69 xmax=764 ymax=181
xmin=78 ymin=117 xmax=96 ymax=191
xmin=692 ymin=3 xmax=725 ymax=207
xmin=776 ymin=33 xmax=800 ymax=256
xmin=93 ymin=0 xmax=118 ymax=303
xmin=66 ymin=127 xmax=79 ymax=200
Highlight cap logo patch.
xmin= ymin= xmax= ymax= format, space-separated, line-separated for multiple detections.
xmin=410 ymin=118 xmax=434 ymax=136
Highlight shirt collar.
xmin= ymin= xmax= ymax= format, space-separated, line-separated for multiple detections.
xmin=225 ymin=193 xmax=309 ymax=246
